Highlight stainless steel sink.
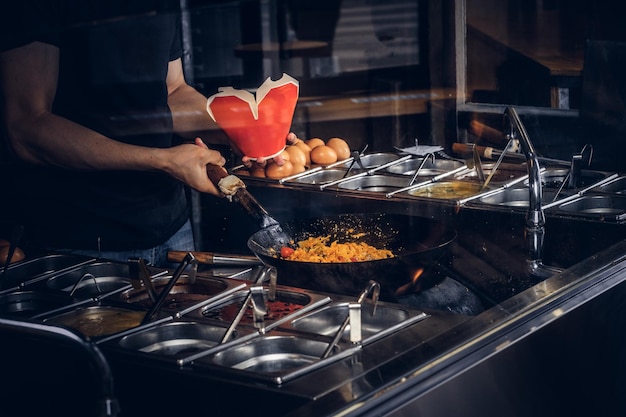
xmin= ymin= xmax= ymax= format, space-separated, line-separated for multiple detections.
xmin=45 ymin=261 xmax=132 ymax=298
xmin=289 ymin=302 xmax=428 ymax=344
xmin=116 ymin=320 xmax=238 ymax=358
xmin=386 ymin=158 xmax=463 ymax=176
xmin=337 ymin=174 xmax=411 ymax=192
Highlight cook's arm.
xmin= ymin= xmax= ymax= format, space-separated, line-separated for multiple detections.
xmin=165 ymin=58 xmax=223 ymax=141
xmin=0 ymin=42 xmax=224 ymax=195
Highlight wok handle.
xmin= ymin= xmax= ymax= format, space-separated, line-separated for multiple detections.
xmin=167 ymin=251 xmax=261 ymax=266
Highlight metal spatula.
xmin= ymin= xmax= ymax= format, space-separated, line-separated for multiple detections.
xmin=205 ymin=165 xmax=291 ymax=242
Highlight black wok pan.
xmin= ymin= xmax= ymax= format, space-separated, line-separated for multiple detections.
xmin=247 ymin=213 xmax=456 ymax=301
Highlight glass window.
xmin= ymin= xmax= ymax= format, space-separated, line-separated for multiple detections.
xmin=464 ymin=0 xmax=626 ymax=171
xmin=187 ymin=0 xmax=436 ymax=153
xmin=466 ymin=0 xmax=625 ymax=110
xmin=184 ymin=0 xmax=625 ymax=170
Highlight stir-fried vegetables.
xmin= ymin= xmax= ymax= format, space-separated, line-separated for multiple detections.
xmin=279 ymin=236 xmax=394 ymax=263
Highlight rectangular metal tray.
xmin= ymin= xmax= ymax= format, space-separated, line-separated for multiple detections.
xmin=553 ymin=194 xmax=626 ymax=221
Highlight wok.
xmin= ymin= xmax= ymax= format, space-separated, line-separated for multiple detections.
xmin=247 ymin=213 xmax=456 ymax=301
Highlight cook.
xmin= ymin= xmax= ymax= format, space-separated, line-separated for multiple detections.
xmin=0 ymin=0 xmax=294 ymax=268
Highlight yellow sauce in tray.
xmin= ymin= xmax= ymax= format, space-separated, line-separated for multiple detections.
xmin=45 ymin=306 xmax=145 ymax=338
xmin=409 ymin=181 xmax=483 ymax=199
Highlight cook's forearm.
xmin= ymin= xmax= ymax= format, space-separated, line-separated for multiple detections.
xmin=167 ymin=83 xmax=225 ymax=143
xmin=6 ymin=111 xmax=167 ymax=172
xmin=1 ymin=41 xmax=170 ymax=173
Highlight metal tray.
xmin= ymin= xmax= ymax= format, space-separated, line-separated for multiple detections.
xmin=188 ymin=298 xmax=428 ymax=385
xmin=45 ymin=261 xmax=133 ymax=299
xmin=0 ymin=290 xmax=77 ymax=319
xmin=0 ymin=254 xmax=95 ymax=293
xmin=336 ymin=174 xmax=413 ymax=192
xmin=386 ymin=157 xmax=463 ymax=177
xmin=113 ymin=319 xmax=241 ymax=359
xmin=587 ymin=176 xmax=626 ymax=195
xmin=287 ymin=300 xmax=429 ymax=345
xmin=114 ymin=275 xmax=246 ymax=316
xmin=476 ymin=186 xmax=570 ymax=208
xmin=554 ymin=194 xmax=626 ymax=221
xmin=291 ymin=169 xmax=350 ymax=185
xmin=192 ymin=286 xmax=331 ymax=332
xmin=334 ymin=152 xmax=402 ymax=170
xmin=191 ymin=329 xmax=358 ymax=385
xmin=538 ymin=168 xmax=610 ymax=189
xmin=41 ymin=303 xmax=154 ymax=339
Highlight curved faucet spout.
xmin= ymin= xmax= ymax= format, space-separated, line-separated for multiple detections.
xmin=503 ymin=107 xmax=544 ymax=231
xmin=504 ymin=107 xmax=562 ymax=279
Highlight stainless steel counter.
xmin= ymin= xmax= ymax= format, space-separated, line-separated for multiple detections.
xmin=189 ymin=162 xmax=626 ymax=416
xmin=285 ymin=239 xmax=626 ymax=417
xmin=1 ymin=155 xmax=625 ymax=416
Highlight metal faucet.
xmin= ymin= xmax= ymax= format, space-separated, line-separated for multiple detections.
xmin=503 ymin=107 xmax=561 ymax=279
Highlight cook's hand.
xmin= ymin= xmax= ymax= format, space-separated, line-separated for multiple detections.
xmin=241 ymin=132 xmax=298 ymax=169
xmin=164 ymin=137 xmax=226 ymax=196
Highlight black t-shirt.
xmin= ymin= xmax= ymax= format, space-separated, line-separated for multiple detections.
xmin=0 ymin=0 xmax=189 ymax=250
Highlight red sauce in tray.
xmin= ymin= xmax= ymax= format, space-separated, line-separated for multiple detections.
xmin=203 ymin=299 xmax=303 ymax=324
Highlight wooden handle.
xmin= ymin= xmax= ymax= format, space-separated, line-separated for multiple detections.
xmin=205 ymin=164 xmax=228 ymax=186
xmin=167 ymin=251 xmax=260 ymax=265
xmin=451 ymin=143 xmax=466 ymax=155
xmin=452 ymin=143 xmax=496 ymax=159
xmin=168 ymin=251 xmax=212 ymax=264
xmin=468 ymin=120 xmax=505 ymax=146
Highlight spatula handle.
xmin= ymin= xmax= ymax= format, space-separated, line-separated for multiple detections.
xmin=206 ymin=164 xmax=228 ymax=185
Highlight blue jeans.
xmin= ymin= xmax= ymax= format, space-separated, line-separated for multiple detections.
xmin=58 ymin=219 xmax=196 ymax=269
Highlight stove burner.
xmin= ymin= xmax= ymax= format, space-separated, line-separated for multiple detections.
xmin=396 ymin=277 xmax=485 ymax=316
